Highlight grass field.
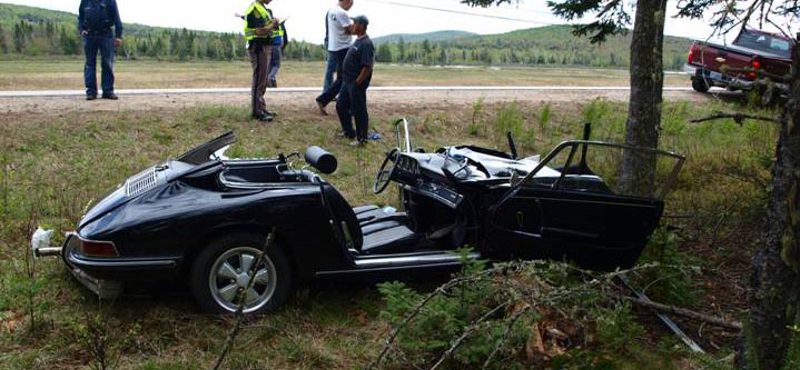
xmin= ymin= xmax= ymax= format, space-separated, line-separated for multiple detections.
xmin=0 ymin=94 xmax=777 ymax=369
xmin=0 ymin=59 xmax=690 ymax=91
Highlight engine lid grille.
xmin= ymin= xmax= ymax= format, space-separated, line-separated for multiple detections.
xmin=125 ymin=168 xmax=160 ymax=197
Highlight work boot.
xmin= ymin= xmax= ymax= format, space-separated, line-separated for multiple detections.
xmin=86 ymin=94 xmax=97 ymax=101
xmin=102 ymin=93 xmax=118 ymax=100
xmin=253 ymin=111 xmax=274 ymax=122
xmin=316 ymin=99 xmax=328 ymax=116
xmin=348 ymin=139 xmax=365 ymax=147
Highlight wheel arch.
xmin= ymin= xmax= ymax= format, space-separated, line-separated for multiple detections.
xmin=179 ymin=224 xmax=300 ymax=281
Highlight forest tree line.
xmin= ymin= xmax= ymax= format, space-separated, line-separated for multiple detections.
xmin=0 ymin=3 xmax=691 ymax=70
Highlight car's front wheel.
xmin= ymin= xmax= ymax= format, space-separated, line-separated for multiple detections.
xmin=190 ymin=232 xmax=291 ymax=314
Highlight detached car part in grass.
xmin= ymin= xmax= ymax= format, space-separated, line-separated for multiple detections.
xmin=36 ymin=121 xmax=684 ymax=314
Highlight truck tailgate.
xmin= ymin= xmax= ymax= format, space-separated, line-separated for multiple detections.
xmin=691 ymin=42 xmax=755 ymax=80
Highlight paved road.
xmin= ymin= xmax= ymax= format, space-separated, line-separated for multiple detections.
xmin=0 ymin=85 xmax=698 ymax=98
xmin=0 ymin=86 xmax=729 ymax=114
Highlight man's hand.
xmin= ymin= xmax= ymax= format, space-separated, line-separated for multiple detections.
xmin=356 ymin=65 xmax=373 ymax=87
xmin=115 ymin=38 xmax=122 ymax=47
xmin=81 ymin=30 xmax=88 ymax=36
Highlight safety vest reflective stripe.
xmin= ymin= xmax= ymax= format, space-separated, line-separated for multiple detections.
xmin=243 ymin=1 xmax=272 ymax=41
xmin=271 ymin=26 xmax=285 ymax=39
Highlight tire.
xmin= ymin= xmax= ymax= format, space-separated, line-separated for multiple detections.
xmin=691 ymin=78 xmax=710 ymax=93
xmin=190 ymin=232 xmax=292 ymax=315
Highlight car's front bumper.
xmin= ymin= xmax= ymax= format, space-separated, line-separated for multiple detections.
xmin=61 ymin=233 xmax=182 ymax=298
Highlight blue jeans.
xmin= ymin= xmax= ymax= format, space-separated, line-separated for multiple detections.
xmin=317 ymin=49 xmax=348 ymax=105
xmin=268 ymin=47 xmax=282 ymax=87
xmin=323 ymin=50 xmax=337 ymax=91
xmin=84 ymin=35 xmax=116 ymax=96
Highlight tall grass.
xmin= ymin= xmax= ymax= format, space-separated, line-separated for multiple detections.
xmin=0 ymin=98 xmax=778 ymax=369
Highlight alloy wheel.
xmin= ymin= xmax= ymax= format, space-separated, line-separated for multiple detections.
xmin=208 ymin=246 xmax=278 ymax=313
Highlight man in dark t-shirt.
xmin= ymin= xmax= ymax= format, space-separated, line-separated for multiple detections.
xmin=336 ymin=15 xmax=374 ymax=146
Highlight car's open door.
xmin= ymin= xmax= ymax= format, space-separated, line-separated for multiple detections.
xmin=485 ymin=141 xmax=685 ymax=269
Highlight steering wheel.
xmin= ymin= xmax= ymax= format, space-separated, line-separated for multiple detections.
xmin=374 ymin=148 xmax=400 ymax=194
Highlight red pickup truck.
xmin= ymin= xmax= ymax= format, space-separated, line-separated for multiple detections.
xmin=685 ymin=28 xmax=793 ymax=93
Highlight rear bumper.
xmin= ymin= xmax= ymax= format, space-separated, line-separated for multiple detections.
xmin=685 ymin=63 xmax=753 ymax=90
xmin=61 ymin=234 xmax=181 ymax=297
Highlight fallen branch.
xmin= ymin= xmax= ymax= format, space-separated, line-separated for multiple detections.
xmin=211 ymin=229 xmax=276 ymax=370
xmin=428 ymin=299 xmax=514 ymax=370
xmin=610 ymin=294 xmax=742 ymax=330
xmin=690 ymin=111 xmax=780 ymax=125
xmin=481 ymin=305 xmax=530 ymax=370
xmin=363 ymin=269 xmax=503 ymax=370
xmin=365 ymin=262 xmax=669 ymax=370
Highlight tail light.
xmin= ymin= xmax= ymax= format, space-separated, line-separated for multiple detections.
xmin=750 ymin=58 xmax=761 ymax=79
xmin=688 ymin=46 xmax=695 ymax=64
xmin=77 ymin=237 xmax=119 ymax=257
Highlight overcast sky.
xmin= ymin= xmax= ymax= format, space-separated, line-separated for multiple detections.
xmin=4 ymin=0 xmax=789 ymax=44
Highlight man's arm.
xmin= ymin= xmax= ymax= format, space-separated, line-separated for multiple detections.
xmin=255 ymin=18 xmax=280 ymax=35
xmin=78 ymin=0 xmax=87 ymax=35
xmin=356 ymin=42 xmax=375 ymax=86
xmin=355 ymin=65 xmax=373 ymax=86
xmin=281 ymin=25 xmax=288 ymax=51
xmin=337 ymin=11 xmax=354 ymax=35
xmin=111 ymin=0 xmax=123 ymax=39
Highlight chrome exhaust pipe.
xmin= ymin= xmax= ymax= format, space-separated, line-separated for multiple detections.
xmin=34 ymin=247 xmax=62 ymax=258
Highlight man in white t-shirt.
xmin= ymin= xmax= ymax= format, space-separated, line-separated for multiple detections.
xmin=315 ymin=0 xmax=354 ymax=115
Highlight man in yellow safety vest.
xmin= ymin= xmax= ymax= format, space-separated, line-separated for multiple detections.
xmin=244 ymin=0 xmax=280 ymax=122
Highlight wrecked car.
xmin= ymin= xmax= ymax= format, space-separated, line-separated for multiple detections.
xmin=36 ymin=120 xmax=684 ymax=314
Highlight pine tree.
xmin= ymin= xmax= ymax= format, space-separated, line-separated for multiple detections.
xmin=0 ymin=24 xmax=8 ymax=54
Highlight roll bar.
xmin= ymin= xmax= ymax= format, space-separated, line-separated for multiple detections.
xmin=394 ymin=118 xmax=412 ymax=153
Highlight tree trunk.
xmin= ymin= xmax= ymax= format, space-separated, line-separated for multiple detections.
xmin=744 ymin=34 xmax=800 ymax=370
xmin=620 ymin=0 xmax=667 ymax=197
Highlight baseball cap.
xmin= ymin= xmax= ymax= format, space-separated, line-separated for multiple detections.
xmin=352 ymin=15 xmax=369 ymax=26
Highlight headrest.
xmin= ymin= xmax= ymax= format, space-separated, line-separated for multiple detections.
xmin=305 ymin=146 xmax=338 ymax=174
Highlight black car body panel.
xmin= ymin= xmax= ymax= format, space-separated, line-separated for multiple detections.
xmin=58 ymin=128 xmax=684 ymax=303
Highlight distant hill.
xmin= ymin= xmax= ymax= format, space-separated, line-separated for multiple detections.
xmin=0 ymin=3 xmax=325 ymax=61
xmin=373 ymin=25 xmax=693 ymax=70
xmin=374 ymin=31 xmax=477 ymax=45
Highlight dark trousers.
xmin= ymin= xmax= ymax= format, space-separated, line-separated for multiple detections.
xmin=248 ymin=44 xmax=273 ymax=116
xmin=336 ymin=81 xmax=369 ymax=141
xmin=316 ymin=49 xmax=348 ymax=106
xmin=84 ymin=35 xmax=115 ymax=96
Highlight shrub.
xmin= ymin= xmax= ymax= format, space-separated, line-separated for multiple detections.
xmin=375 ymin=253 xmax=677 ymax=370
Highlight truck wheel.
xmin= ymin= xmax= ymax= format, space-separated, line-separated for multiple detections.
xmin=691 ymin=78 xmax=710 ymax=93
xmin=190 ymin=232 xmax=292 ymax=315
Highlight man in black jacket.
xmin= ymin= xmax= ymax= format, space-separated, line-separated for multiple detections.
xmin=78 ymin=0 xmax=123 ymax=100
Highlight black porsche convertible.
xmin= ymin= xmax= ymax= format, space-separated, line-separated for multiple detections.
xmin=38 ymin=120 xmax=684 ymax=314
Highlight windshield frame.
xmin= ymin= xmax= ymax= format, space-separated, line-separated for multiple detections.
xmin=513 ymin=140 xmax=686 ymax=201
xmin=176 ymin=131 xmax=237 ymax=165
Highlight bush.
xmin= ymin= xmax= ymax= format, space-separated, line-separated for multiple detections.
xmin=375 ymin=252 xmax=675 ymax=370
